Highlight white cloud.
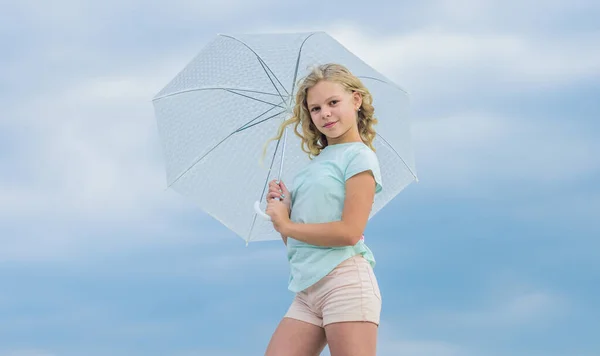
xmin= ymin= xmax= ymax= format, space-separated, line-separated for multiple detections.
xmin=1 ymin=38 xmax=288 ymax=261
xmin=411 ymin=112 xmax=599 ymax=194
xmin=254 ymin=21 xmax=600 ymax=100
xmin=455 ymin=291 xmax=565 ymax=327
xmin=0 ymin=213 xmax=206 ymax=262
xmin=418 ymin=287 xmax=567 ymax=330
xmin=380 ymin=274 xmax=570 ymax=348
xmin=326 ymin=27 xmax=600 ymax=98
xmin=107 ymin=245 xmax=287 ymax=282
xmin=2 ymin=0 xmax=276 ymax=28
xmin=1 ymin=64 xmax=182 ymax=207
xmin=369 ymin=317 xmax=472 ymax=356
xmin=423 ymin=0 xmax=600 ymax=25
xmin=372 ymin=288 xmax=568 ymax=356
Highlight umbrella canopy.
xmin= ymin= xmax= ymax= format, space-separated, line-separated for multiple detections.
xmin=152 ymin=31 xmax=418 ymax=244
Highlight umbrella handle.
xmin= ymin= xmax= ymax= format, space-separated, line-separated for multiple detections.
xmin=254 ymin=201 xmax=272 ymax=221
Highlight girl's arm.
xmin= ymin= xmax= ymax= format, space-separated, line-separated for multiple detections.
xmin=282 ymin=171 xmax=376 ymax=247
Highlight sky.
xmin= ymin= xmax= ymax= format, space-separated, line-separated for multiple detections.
xmin=1 ymin=0 xmax=599 ymax=355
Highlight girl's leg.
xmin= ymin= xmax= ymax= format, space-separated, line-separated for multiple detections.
xmin=265 ymin=317 xmax=327 ymax=356
xmin=318 ymin=255 xmax=382 ymax=356
xmin=325 ymin=321 xmax=378 ymax=356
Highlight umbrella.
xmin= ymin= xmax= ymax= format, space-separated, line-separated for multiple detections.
xmin=151 ymin=31 xmax=418 ymax=245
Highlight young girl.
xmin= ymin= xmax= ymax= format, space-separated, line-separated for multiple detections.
xmin=263 ymin=63 xmax=383 ymax=356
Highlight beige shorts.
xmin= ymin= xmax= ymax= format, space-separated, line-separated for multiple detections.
xmin=284 ymin=254 xmax=382 ymax=328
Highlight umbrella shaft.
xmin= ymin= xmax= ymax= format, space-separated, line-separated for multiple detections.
xmin=277 ymin=127 xmax=288 ymax=180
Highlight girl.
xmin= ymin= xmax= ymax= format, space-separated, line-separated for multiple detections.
xmin=263 ymin=63 xmax=383 ymax=356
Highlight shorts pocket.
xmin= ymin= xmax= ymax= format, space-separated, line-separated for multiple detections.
xmin=366 ymin=265 xmax=382 ymax=301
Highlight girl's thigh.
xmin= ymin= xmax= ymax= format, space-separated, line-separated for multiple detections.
xmin=325 ymin=321 xmax=378 ymax=356
xmin=265 ymin=317 xmax=327 ymax=356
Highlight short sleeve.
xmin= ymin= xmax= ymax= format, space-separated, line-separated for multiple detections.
xmin=344 ymin=147 xmax=383 ymax=194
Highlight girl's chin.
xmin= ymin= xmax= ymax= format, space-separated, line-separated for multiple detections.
xmin=323 ymin=133 xmax=342 ymax=140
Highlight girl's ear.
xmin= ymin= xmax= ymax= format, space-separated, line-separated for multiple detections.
xmin=353 ymin=91 xmax=363 ymax=110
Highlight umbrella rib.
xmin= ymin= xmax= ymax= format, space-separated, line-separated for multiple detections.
xmin=356 ymin=76 xmax=410 ymax=96
xmin=234 ymin=115 xmax=278 ymax=133
xmin=218 ymin=34 xmax=290 ymax=102
xmin=356 ymin=75 xmax=415 ymax=179
xmin=377 ymin=133 xmax=419 ymax=181
xmin=224 ymin=89 xmax=285 ymax=109
xmin=167 ymin=108 xmax=286 ymax=188
xmin=234 ymin=100 xmax=286 ymax=132
xmin=153 ymin=87 xmax=284 ymax=109
xmin=289 ymin=32 xmax=318 ymax=100
xmin=257 ymin=58 xmax=288 ymax=101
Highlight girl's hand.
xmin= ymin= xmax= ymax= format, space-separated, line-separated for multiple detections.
xmin=266 ymin=198 xmax=291 ymax=234
xmin=266 ymin=179 xmax=291 ymax=212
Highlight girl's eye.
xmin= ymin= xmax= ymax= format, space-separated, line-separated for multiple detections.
xmin=330 ymin=100 xmax=338 ymax=105
xmin=311 ymin=107 xmax=320 ymax=112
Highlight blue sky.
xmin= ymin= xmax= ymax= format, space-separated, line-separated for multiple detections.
xmin=1 ymin=0 xmax=599 ymax=355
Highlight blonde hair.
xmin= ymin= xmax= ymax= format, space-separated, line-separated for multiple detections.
xmin=261 ymin=63 xmax=378 ymax=162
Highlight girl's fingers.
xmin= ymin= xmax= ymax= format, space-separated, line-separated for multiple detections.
xmin=270 ymin=179 xmax=285 ymax=189
xmin=279 ymin=181 xmax=289 ymax=195
xmin=267 ymin=192 xmax=283 ymax=200
xmin=269 ymin=186 xmax=282 ymax=195
xmin=268 ymin=180 xmax=286 ymax=199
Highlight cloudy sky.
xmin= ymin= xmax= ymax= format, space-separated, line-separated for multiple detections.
xmin=1 ymin=0 xmax=599 ymax=355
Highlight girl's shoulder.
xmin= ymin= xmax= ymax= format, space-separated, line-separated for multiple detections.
xmin=342 ymin=142 xmax=378 ymax=162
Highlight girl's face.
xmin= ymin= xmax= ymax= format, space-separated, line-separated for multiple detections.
xmin=306 ymin=80 xmax=362 ymax=145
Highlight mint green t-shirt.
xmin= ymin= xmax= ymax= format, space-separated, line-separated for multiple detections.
xmin=286 ymin=141 xmax=383 ymax=293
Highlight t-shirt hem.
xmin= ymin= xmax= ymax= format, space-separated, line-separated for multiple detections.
xmin=287 ymin=251 xmax=356 ymax=293
xmin=287 ymin=247 xmax=375 ymax=293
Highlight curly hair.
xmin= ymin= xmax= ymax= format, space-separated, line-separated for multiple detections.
xmin=261 ymin=63 xmax=378 ymax=162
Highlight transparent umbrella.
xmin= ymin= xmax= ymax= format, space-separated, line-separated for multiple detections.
xmin=152 ymin=31 xmax=418 ymax=245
